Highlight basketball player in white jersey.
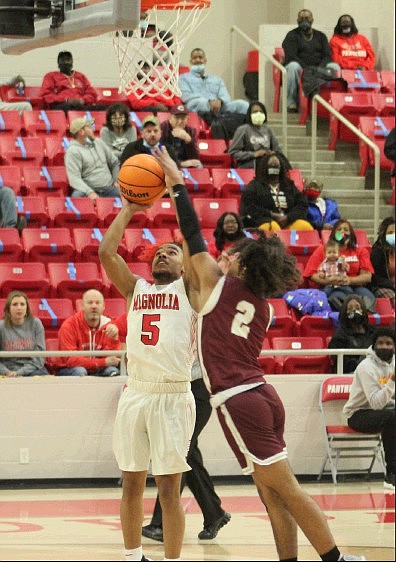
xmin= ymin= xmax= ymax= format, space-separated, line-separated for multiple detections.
xmin=99 ymin=209 xmax=196 ymax=562
xmin=151 ymin=145 xmax=366 ymax=563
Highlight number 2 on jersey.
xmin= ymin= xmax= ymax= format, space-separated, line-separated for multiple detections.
xmin=141 ymin=314 xmax=160 ymax=345
xmin=231 ymin=300 xmax=255 ymax=339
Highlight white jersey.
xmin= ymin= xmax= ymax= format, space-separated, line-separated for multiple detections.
xmin=126 ymin=277 xmax=196 ymax=392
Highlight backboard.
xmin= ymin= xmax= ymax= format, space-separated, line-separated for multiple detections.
xmin=1 ymin=0 xmax=141 ymax=54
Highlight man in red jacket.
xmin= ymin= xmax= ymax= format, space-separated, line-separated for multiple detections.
xmin=39 ymin=51 xmax=107 ymax=113
xmin=57 ymin=289 xmax=121 ymax=376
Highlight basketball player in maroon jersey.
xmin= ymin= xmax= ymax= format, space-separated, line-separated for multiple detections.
xmin=153 ymin=145 xmax=366 ymax=563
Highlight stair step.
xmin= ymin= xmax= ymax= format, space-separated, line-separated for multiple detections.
xmin=288 ymin=149 xmax=335 ymax=161
xmin=318 ymin=176 xmax=365 ymax=189
xmin=296 ymin=162 xmax=361 ymax=174
xmin=337 ymin=203 xmax=390 ymax=220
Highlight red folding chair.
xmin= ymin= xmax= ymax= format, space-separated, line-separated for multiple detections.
xmin=368 ymin=298 xmax=395 ymax=327
xmin=47 ymin=196 xmax=98 ymax=228
xmin=298 ymin=315 xmax=336 ymax=340
xmin=266 ymin=298 xmax=296 ymax=338
xmin=197 ymin=139 xmax=231 ymax=170
xmin=45 ymin=337 xmax=60 ymax=372
xmin=380 ymin=70 xmax=395 ymax=94
xmin=329 ymin=92 xmax=376 ymax=149
xmin=29 ymin=297 xmax=74 ymax=338
xmin=22 ymin=165 xmax=69 ymax=197
xmin=15 ymin=195 xmax=49 ymax=227
xmin=211 ymin=168 xmax=254 ymax=199
xmin=0 ymin=110 xmax=22 ymax=136
xmin=0 ymin=85 xmax=44 ymax=109
xmin=258 ymin=338 xmax=278 ymax=375
xmin=147 ymin=199 xmax=178 ymax=228
xmin=271 ymin=336 xmax=330 ymax=374
xmin=73 ymin=227 xmax=127 ymax=263
xmin=342 ymin=70 xmax=382 ymax=92
xmin=272 ymin=47 xmax=285 ymax=113
xmin=22 ymin=228 xmax=75 ymax=263
xmin=47 ymin=262 xmax=104 ymax=301
xmin=371 ymin=93 xmax=395 ymax=117
xmin=0 ymin=166 xmax=23 ymax=194
xmin=287 ymin=169 xmax=304 ymax=192
xmin=0 ymin=136 xmax=45 ymax=166
xmin=181 ymin=167 xmax=214 ymax=198
xmin=275 ymin=230 xmax=321 ymax=266
xmin=22 ymin=110 xmax=67 ymax=138
xmin=0 ymin=229 xmax=23 ymax=262
xmin=358 ymin=116 xmax=394 ymax=176
xmin=43 ymin=136 xmax=70 ymax=166
xmin=66 ymin=111 xmax=106 ymax=137
xmin=318 ymin=375 xmax=385 ymax=484
xmin=123 ymin=227 xmax=174 ymax=262
xmin=0 ymin=262 xmax=49 ymax=297
xmin=96 ymin=197 xmax=149 ymax=228
xmin=95 ymin=87 xmax=129 ymax=107
xmin=193 ymin=198 xmax=240 ymax=229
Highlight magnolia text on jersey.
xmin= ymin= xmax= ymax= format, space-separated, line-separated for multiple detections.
xmin=132 ymin=293 xmax=180 ymax=311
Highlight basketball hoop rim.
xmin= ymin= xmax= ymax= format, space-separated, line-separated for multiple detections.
xmin=141 ymin=0 xmax=210 ymax=11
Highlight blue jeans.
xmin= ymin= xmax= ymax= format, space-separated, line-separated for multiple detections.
xmin=58 ymin=366 xmax=120 ymax=377
xmin=285 ymin=61 xmax=341 ymax=107
xmin=0 ymin=187 xmax=18 ymax=227
xmin=71 ymin=186 xmax=120 ymax=198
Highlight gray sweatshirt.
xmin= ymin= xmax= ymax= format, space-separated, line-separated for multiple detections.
xmin=0 ymin=317 xmax=47 ymax=376
xmin=228 ymin=123 xmax=281 ymax=164
xmin=100 ymin=126 xmax=137 ymax=159
xmin=343 ymin=346 xmax=395 ymax=419
xmin=64 ymin=138 xmax=120 ymax=196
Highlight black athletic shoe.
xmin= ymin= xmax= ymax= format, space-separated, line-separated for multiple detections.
xmin=198 ymin=511 xmax=231 ymax=540
xmin=142 ymin=524 xmax=163 ymax=542
xmin=141 ymin=556 xmax=153 ymax=561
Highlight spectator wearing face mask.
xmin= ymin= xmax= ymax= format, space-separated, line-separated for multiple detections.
xmin=303 ymin=179 xmax=341 ymax=231
xmin=330 ymin=15 xmax=376 ymax=70
xmin=65 ymin=117 xmax=120 ymax=203
xmin=303 ymin=218 xmax=376 ymax=312
xmin=343 ymin=327 xmax=395 ymax=491
xmin=328 ymin=294 xmax=375 ymax=373
xmin=40 ymin=51 xmax=108 ymax=113
xmin=282 ymin=9 xmax=341 ymax=113
xmin=228 ymin=101 xmax=290 ymax=170
xmin=240 ymin=152 xmax=313 ymax=231
xmin=369 ymin=217 xmax=395 ymax=306
xmin=100 ymin=103 xmax=137 ymax=161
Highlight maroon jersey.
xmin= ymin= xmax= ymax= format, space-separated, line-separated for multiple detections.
xmin=198 ymin=276 xmax=271 ymax=395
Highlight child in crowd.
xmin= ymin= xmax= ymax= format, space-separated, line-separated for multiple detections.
xmin=317 ymin=239 xmax=350 ymax=298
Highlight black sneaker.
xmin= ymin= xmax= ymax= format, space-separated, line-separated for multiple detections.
xmin=141 ymin=556 xmax=153 ymax=562
xmin=16 ymin=215 xmax=27 ymax=235
xmin=198 ymin=511 xmax=231 ymax=540
xmin=142 ymin=524 xmax=163 ymax=542
xmin=384 ymin=473 xmax=395 ymax=491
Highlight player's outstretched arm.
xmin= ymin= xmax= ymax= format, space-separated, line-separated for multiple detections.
xmin=99 ymin=199 xmax=149 ymax=299
xmin=152 ymin=146 xmax=222 ymax=309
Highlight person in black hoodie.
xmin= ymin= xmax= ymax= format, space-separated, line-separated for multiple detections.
xmin=240 ymin=152 xmax=312 ymax=231
xmin=328 ymin=294 xmax=375 ymax=373
xmin=370 ymin=216 xmax=395 ymax=306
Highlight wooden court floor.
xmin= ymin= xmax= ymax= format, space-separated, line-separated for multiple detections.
xmin=0 ymin=479 xmax=394 ymax=562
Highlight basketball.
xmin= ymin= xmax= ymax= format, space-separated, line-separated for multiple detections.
xmin=118 ymin=153 xmax=167 ymax=204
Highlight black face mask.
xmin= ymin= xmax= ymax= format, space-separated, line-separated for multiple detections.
xmin=374 ymin=348 xmax=394 ymax=363
xmin=299 ymin=20 xmax=312 ymax=32
xmin=58 ymin=62 xmax=73 ymax=75
xmin=347 ymin=310 xmax=364 ymax=323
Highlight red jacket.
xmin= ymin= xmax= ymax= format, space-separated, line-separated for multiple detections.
xmin=329 ymin=34 xmax=376 ymax=70
xmin=40 ymin=70 xmax=98 ymax=105
xmin=58 ymin=310 xmax=121 ymax=371
xmin=127 ymin=87 xmax=182 ymax=110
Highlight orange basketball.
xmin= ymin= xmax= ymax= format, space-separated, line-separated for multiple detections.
xmin=118 ymin=153 xmax=167 ymax=204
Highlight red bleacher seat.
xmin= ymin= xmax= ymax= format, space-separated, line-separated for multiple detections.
xmin=358 ymin=116 xmax=394 ymax=176
xmin=95 ymin=87 xmax=129 ymax=106
xmin=123 ymin=227 xmax=174 ymax=262
xmin=22 ymin=165 xmax=69 ymax=197
xmin=368 ymin=297 xmax=394 ymax=327
xmin=287 ymin=169 xmax=304 ymax=192
xmin=73 ymin=227 xmax=127 ymax=263
xmin=329 ymin=92 xmax=377 ymax=149
xmin=15 ymin=195 xmax=49 ymax=227
xmin=0 ymin=229 xmax=23 ymax=262
xmin=43 ymin=136 xmax=70 ymax=166
xmin=0 ymin=262 xmax=49 ymax=297
xmin=47 ymin=196 xmax=98 ymax=228
xmin=22 ymin=110 xmax=67 ymax=138
xmin=371 ymin=93 xmax=395 ymax=116
xmin=0 ymin=136 xmax=44 ymax=166
xmin=181 ymin=167 xmax=214 ymax=198
xmin=96 ymin=197 xmax=148 ymax=228
xmin=380 ymin=70 xmax=395 ymax=94
xmin=0 ymin=110 xmax=22 ymax=136
xmin=211 ymin=168 xmax=254 ymax=199
xmin=45 ymin=337 xmax=60 ymax=372
xmin=47 ymin=262 xmax=104 ymax=300
xmin=66 ymin=111 xmax=106 ymax=137
xmin=271 ymin=336 xmax=330 ymax=374
xmin=147 ymin=199 xmax=178 ymax=228
xmin=100 ymin=262 xmax=154 ymax=298
xmin=272 ymin=47 xmax=285 ymax=113
xmin=298 ymin=315 xmax=336 ymax=340
xmin=0 ymin=85 xmax=44 ymax=109
xmin=275 ymin=230 xmax=321 ymax=266
xmin=258 ymin=338 xmax=278 ymax=375
xmin=298 ymin=72 xmax=347 ymax=126
xmin=75 ymin=296 xmax=126 ymax=319
xmin=197 ymin=139 xmax=231 ymax=170
xmin=342 ymin=70 xmax=381 ymax=92
xmin=193 ymin=198 xmax=240 ymax=229
xmin=173 ymin=227 xmax=214 ymax=247
xmin=0 ymin=166 xmax=23 ymax=194
xmin=320 ymin=229 xmax=372 ymax=250
xmin=29 ymin=297 xmax=74 ymax=338
xmin=266 ymin=298 xmax=296 ymax=337
xmin=22 ymin=227 xmax=75 ymax=263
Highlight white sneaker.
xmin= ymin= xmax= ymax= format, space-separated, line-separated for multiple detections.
xmin=383 ymin=474 xmax=395 ymax=491
xmin=338 ymin=555 xmax=366 ymax=561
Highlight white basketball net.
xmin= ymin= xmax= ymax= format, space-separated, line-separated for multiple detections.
xmin=113 ymin=2 xmax=211 ymax=100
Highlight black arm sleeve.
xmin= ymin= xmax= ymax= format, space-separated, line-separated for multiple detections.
xmin=173 ymin=184 xmax=207 ymax=256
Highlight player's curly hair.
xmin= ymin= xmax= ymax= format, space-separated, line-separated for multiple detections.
xmin=231 ymin=232 xmax=301 ymax=297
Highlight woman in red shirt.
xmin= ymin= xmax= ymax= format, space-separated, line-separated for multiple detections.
xmin=303 ymin=219 xmax=376 ymax=311
xmin=330 ymin=15 xmax=376 ymax=70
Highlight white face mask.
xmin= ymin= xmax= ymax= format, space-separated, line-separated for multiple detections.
xmin=251 ymin=111 xmax=266 ymax=126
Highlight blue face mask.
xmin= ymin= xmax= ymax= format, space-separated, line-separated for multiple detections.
xmin=385 ymin=233 xmax=395 ymax=246
xmin=191 ymin=64 xmax=205 ymax=73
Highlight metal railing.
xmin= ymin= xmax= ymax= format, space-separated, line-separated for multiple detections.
xmin=230 ymin=25 xmax=288 ymax=154
xmin=311 ymin=94 xmax=381 ymax=236
xmin=0 ymin=348 xmax=370 ymax=377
